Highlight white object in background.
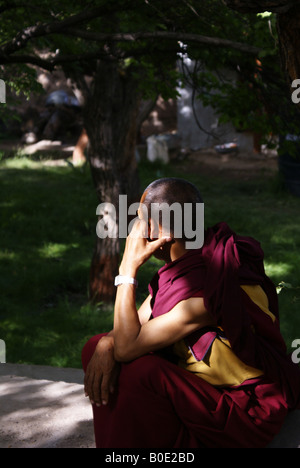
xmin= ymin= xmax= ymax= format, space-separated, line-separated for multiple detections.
xmin=0 ymin=340 xmax=6 ymax=363
xmin=146 ymin=135 xmax=169 ymax=163
xmin=0 ymin=80 xmax=6 ymax=104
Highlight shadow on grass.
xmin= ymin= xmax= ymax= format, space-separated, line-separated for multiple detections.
xmin=0 ymin=159 xmax=112 ymax=367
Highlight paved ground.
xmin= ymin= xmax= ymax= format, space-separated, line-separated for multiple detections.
xmin=0 ymin=363 xmax=299 ymax=448
xmin=0 ymin=363 xmax=95 ymax=448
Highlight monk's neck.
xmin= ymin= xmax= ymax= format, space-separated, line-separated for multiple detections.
xmin=170 ymin=241 xmax=189 ymax=262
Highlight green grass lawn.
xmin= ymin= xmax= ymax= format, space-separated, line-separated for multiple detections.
xmin=0 ymin=154 xmax=300 ymax=368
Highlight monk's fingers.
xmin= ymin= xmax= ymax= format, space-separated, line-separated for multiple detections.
xmin=149 ymin=217 xmax=159 ymax=239
xmin=84 ymin=365 xmax=103 ymax=406
xmin=97 ymin=368 xmax=120 ymax=406
xmin=147 ymin=236 xmax=172 ymax=254
xmin=91 ymin=373 xmax=103 ymax=406
xmin=128 ymin=219 xmax=148 ymax=239
xmin=100 ymin=373 xmax=111 ymax=406
xmin=84 ymin=366 xmax=93 ymax=398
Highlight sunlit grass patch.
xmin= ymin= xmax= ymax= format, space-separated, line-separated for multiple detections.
xmin=264 ymin=262 xmax=293 ymax=280
xmin=37 ymin=242 xmax=80 ymax=259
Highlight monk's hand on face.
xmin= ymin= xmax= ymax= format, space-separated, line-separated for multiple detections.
xmin=119 ymin=220 xmax=172 ymax=277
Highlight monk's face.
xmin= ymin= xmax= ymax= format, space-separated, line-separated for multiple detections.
xmin=138 ymin=190 xmax=172 ymax=262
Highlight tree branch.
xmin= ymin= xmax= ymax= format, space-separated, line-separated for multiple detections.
xmin=0 ymin=49 xmax=119 ymax=70
xmin=0 ymin=6 xmax=116 ymax=56
xmin=62 ymin=29 xmax=261 ymax=55
xmin=222 ymin=0 xmax=299 ymax=13
xmin=0 ymin=54 xmax=55 ymax=70
xmin=0 ymin=5 xmax=264 ymax=72
xmin=0 ymin=30 xmax=260 ymax=72
xmin=0 ymin=3 xmax=262 ymax=68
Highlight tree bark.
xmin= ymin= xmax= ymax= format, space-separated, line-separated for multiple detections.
xmin=83 ymin=60 xmax=140 ymax=303
xmin=277 ymin=5 xmax=300 ymax=88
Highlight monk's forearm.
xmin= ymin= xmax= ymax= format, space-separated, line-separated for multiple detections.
xmin=113 ymin=282 xmax=141 ymax=361
xmin=112 ymin=224 xmax=169 ymax=361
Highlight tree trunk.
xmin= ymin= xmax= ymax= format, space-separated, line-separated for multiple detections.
xmin=277 ymin=5 xmax=300 ymax=88
xmin=83 ymin=60 xmax=141 ymax=303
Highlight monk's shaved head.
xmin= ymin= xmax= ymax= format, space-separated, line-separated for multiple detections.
xmin=143 ymin=178 xmax=203 ymax=207
xmin=141 ymin=178 xmax=204 ymax=246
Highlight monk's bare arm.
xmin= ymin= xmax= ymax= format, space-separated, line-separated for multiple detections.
xmin=114 ymin=286 xmax=214 ymax=362
xmin=137 ymin=294 xmax=152 ymax=325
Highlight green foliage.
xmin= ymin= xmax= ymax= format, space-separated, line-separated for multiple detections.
xmin=179 ymin=9 xmax=296 ymax=143
xmin=0 ymin=0 xmax=290 ymax=134
xmin=0 ymin=1 xmax=203 ymax=108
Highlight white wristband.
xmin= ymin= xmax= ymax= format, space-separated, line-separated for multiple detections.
xmin=114 ymin=275 xmax=138 ymax=287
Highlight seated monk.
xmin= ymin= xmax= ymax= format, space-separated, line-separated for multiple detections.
xmin=82 ymin=177 xmax=300 ymax=448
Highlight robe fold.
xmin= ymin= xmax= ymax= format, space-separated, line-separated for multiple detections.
xmin=82 ymin=222 xmax=300 ymax=448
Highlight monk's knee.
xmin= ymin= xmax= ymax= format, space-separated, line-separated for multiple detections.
xmin=81 ymin=333 xmax=108 ymax=372
xmin=119 ymin=354 xmax=167 ymax=389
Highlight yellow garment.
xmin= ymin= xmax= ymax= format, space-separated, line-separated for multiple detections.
xmin=173 ymin=336 xmax=263 ymax=387
xmin=240 ymin=284 xmax=276 ymax=323
xmin=172 ymin=284 xmax=275 ymax=387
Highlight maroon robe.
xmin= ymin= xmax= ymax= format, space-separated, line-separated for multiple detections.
xmin=149 ymin=222 xmax=300 ymax=410
xmin=82 ymin=222 xmax=300 ymax=448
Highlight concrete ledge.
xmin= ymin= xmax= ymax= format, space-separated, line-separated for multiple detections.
xmin=0 ymin=363 xmax=85 ymax=384
xmin=0 ymin=363 xmax=95 ymax=448
xmin=0 ymin=363 xmax=299 ymax=448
